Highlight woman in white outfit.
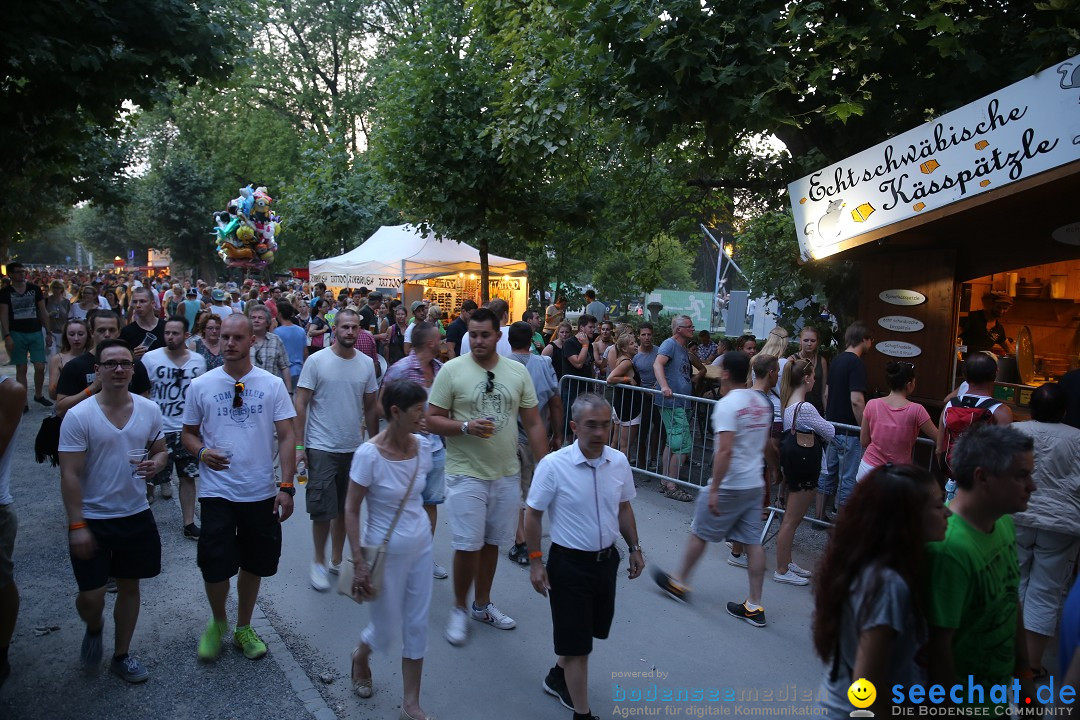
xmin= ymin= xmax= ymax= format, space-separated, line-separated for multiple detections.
xmin=345 ymin=379 xmax=436 ymax=720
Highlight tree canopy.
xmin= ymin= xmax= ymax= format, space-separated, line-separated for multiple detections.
xmin=8 ymin=0 xmax=1077 ymax=321
xmin=0 ymin=0 xmax=233 ymax=255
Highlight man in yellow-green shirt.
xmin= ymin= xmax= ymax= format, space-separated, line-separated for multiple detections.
xmin=427 ymin=307 xmax=549 ymax=647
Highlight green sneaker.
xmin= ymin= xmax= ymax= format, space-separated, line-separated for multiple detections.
xmin=198 ymin=619 xmax=228 ymax=661
xmin=233 ymin=625 xmax=267 ymax=660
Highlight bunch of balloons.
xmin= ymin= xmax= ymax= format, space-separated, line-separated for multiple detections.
xmin=212 ymin=185 xmax=282 ymax=267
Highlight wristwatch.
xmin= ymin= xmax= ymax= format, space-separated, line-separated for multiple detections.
xmin=628 ymin=545 xmax=641 ymax=554
xmin=278 ymin=485 xmax=296 ymax=497
xmin=461 ymin=421 xmax=469 ymax=436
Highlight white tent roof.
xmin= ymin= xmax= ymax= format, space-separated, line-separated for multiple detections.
xmin=308 ymin=225 xmax=527 ymax=288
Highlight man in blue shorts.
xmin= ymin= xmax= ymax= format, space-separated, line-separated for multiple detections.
xmin=0 ymin=263 xmax=53 ymax=410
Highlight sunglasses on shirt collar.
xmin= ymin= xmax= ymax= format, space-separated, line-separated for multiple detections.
xmin=233 ymin=381 xmax=245 ymax=408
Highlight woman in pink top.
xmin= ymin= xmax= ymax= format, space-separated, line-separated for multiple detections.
xmin=857 ymin=362 xmax=937 ymax=480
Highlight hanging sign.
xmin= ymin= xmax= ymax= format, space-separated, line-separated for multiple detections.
xmin=879 ymin=289 xmax=927 ymax=306
xmin=877 ymin=315 xmax=925 ymax=332
xmin=790 ymin=54 xmax=1080 ymax=261
xmin=876 ymin=341 xmax=922 ymax=358
xmin=1052 ymin=221 xmax=1080 ymax=246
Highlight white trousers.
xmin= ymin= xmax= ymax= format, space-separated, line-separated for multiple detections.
xmin=360 ymin=543 xmax=433 ymax=660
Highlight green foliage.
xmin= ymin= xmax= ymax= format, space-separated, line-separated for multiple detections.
xmin=278 ymin=134 xmax=396 ymax=266
xmin=591 ymin=233 xmax=696 ymax=304
xmin=0 ymin=0 xmax=234 ymax=247
xmin=734 ymin=210 xmax=852 ymax=343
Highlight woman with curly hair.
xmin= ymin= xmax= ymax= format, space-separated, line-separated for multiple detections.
xmin=813 ymin=464 xmax=947 ymax=715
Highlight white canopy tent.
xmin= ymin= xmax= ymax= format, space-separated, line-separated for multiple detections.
xmin=308 ymin=224 xmax=527 ymax=288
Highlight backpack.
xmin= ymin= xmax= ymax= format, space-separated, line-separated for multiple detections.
xmin=941 ymin=395 xmax=998 ymax=477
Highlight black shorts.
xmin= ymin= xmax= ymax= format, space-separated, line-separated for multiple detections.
xmin=70 ymin=510 xmax=161 ymax=592
xmin=197 ymin=497 xmax=282 ymax=583
xmin=547 ymin=544 xmax=619 ymax=657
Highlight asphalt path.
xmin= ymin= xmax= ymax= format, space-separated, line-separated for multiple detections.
xmin=0 ymin=355 xmax=838 ymax=719
xmin=262 ymin=472 xmax=833 ymax=719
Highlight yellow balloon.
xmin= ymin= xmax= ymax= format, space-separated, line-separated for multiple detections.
xmin=236 ymin=225 xmax=255 ymax=243
xmin=260 ymin=251 xmax=275 ymax=263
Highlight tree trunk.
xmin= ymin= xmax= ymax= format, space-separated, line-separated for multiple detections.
xmin=479 ymin=238 xmax=490 ymax=304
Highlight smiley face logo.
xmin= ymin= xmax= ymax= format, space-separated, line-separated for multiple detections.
xmin=847 ymin=678 xmax=876 ymax=709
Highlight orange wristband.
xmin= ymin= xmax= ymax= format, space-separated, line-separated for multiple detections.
xmin=279 ymin=482 xmax=294 ymax=489
xmin=68 ymin=522 xmax=88 ymax=531
xmin=84 ymin=387 xmax=92 ymax=396
xmin=528 ymin=551 xmax=543 ymax=559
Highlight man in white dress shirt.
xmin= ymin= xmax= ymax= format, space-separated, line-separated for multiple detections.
xmin=525 ymin=393 xmax=644 ymax=720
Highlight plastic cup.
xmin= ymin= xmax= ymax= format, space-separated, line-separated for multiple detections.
xmin=128 ymin=448 xmax=148 ymax=479
xmin=217 ymin=441 xmax=234 ymax=461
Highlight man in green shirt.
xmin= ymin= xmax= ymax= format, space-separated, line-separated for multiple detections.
xmin=926 ymin=425 xmax=1037 ymax=705
xmin=427 ymin=307 xmax=549 ymax=647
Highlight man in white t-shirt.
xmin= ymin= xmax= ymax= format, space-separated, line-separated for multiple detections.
xmin=59 ymin=339 xmax=167 ymax=683
xmin=652 ymin=351 xmax=776 ymax=628
xmin=181 ymin=313 xmax=297 ymax=663
xmin=458 ymin=298 xmax=514 ymax=358
xmin=142 ymin=315 xmax=207 ymax=536
xmin=294 ymin=308 xmax=379 ymax=592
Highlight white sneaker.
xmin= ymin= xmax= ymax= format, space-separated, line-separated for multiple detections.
xmin=445 ymin=607 xmax=468 ymax=646
xmin=432 ymin=562 xmax=448 ymax=579
xmin=160 ymin=482 xmax=173 ymax=499
xmin=327 ymin=560 xmax=341 ymax=576
xmin=788 ymin=562 xmax=812 ymax=578
xmin=470 ymin=602 xmax=516 ymax=630
xmin=310 ymin=562 xmax=331 ymax=591
xmin=726 ymin=553 xmax=748 ymax=568
xmin=773 ymin=570 xmax=810 ymax=586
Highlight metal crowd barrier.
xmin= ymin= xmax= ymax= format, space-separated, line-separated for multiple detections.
xmin=554 ymin=374 xmax=938 ymax=544
xmin=556 ymin=375 xmax=717 ymax=492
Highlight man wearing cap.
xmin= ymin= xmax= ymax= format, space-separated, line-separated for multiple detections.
xmin=226 ymin=284 xmax=245 ymax=314
xmin=180 ymin=288 xmax=202 ymax=331
xmin=961 ymin=293 xmax=1014 ymax=355
xmin=358 ymin=291 xmax=381 ymax=333
xmin=403 ymin=300 xmax=428 ymax=355
xmin=209 ymin=289 xmax=232 ymax=321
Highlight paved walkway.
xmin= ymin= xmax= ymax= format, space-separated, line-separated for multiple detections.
xmin=0 ymin=352 xmax=836 ymax=719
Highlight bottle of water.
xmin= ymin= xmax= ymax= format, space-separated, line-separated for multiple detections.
xmin=944 ymin=478 xmax=957 ymax=503
xmin=296 ymin=460 xmax=308 ymax=486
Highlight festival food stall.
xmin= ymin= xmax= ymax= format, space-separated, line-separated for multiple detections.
xmin=308 ymin=225 xmax=529 ymax=318
xmin=789 ymin=54 xmax=1080 ymax=416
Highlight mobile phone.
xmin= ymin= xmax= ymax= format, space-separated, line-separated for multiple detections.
xmin=138 ymin=332 xmax=157 ymax=349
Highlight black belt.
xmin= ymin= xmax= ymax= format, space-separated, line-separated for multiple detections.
xmin=833 ymin=426 xmax=859 ymax=437
xmin=550 ymin=543 xmax=617 ymax=562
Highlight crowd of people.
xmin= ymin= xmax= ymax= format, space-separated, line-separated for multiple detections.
xmin=1 ymin=262 xmax=1079 ymax=716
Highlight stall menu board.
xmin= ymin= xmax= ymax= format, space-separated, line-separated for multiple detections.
xmin=416 ymin=276 xmax=526 ymax=319
xmin=789 ymin=53 xmax=1080 ymax=261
